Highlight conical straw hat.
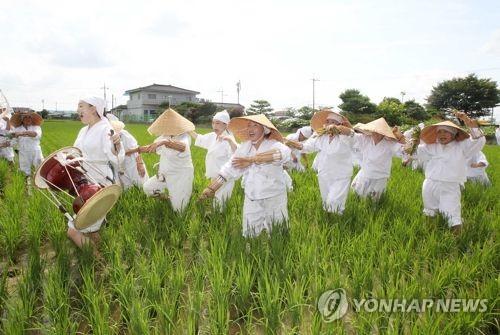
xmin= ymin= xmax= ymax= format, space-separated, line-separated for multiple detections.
xmin=310 ymin=109 xmax=348 ymax=131
xmin=353 ymin=117 xmax=396 ymax=140
xmin=10 ymin=111 xmax=43 ymax=127
xmin=147 ymin=108 xmax=195 ymax=136
xmin=420 ymin=120 xmax=469 ymax=144
xmin=110 ymin=120 xmax=125 ymax=134
xmin=228 ymin=114 xmax=283 ymax=142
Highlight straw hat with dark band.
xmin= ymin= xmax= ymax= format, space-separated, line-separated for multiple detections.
xmin=228 ymin=114 xmax=283 ymax=142
xmin=310 ymin=109 xmax=348 ymax=132
xmin=147 ymin=108 xmax=195 ymax=136
xmin=10 ymin=112 xmax=43 ymax=127
xmin=420 ymin=120 xmax=469 ymax=144
xmin=353 ymin=117 xmax=397 ymax=140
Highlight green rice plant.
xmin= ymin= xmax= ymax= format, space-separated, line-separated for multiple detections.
xmin=257 ymin=267 xmax=284 ymax=334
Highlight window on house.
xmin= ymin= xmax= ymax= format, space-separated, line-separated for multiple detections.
xmin=137 ymin=93 xmax=141 ymax=100
xmin=148 ymin=94 xmax=156 ymax=99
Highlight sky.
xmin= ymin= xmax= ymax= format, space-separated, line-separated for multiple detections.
xmin=0 ymin=0 xmax=499 ymax=118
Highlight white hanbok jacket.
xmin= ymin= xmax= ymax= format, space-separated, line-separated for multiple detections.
xmin=219 ymin=139 xmax=291 ymax=200
xmin=74 ymin=119 xmax=124 ymax=185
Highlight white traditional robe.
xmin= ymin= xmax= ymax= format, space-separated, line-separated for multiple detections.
xmin=0 ymin=119 xmax=14 ymax=161
xmin=194 ymin=131 xmax=236 ymax=209
xmin=466 ymin=151 xmax=490 ymax=186
xmin=284 ymin=133 xmax=306 ymax=172
xmin=143 ymin=133 xmax=193 ymax=212
xmin=11 ymin=125 xmax=43 ymax=176
xmin=495 ymin=128 xmax=500 ymax=145
xmin=302 ymin=133 xmax=354 ymax=213
xmin=70 ymin=118 xmax=125 ymax=233
xmin=351 ymin=134 xmax=403 ymax=200
xmin=417 ymin=129 xmax=485 ymax=227
xmin=219 ymin=139 xmax=291 ymax=237
xmin=114 ymin=129 xmax=149 ymax=189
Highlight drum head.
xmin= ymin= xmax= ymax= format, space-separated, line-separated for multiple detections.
xmin=73 ymin=184 xmax=122 ymax=230
xmin=34 ymin=146 xmax=83 ymax=189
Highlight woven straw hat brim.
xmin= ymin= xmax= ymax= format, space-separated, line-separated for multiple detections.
xmin=310 ymin=110 xmax=348 ymax=131
xmin=353 ymin=117 xmax=396 ymax=140
xmin=10 ymin=112 xmax=43 ymax=128
xmin=110 ymin=120 xmax=125 ymax=133
xmin=147 ymin=108 xmax=195 ymax=136
xmin=420 ymin=121 xmax=469 ymax=144
xmin=228 ymin=114 xmax=283 ymax=142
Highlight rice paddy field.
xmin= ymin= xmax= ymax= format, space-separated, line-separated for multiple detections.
xmin=0 ymin=120 xmax=498 ymax=334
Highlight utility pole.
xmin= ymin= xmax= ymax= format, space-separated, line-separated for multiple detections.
xmin=111 ymin=94 xmax=115 ymax=110
xmin=101 ymin=83 xmax=109 ymax=111
xmin=236 ymin=81 xmax=241 ymax=105
xmin=217 ymin=88 xmax=225 ymax=104
xmin=311 ymin=77 xmax=320 ymax=111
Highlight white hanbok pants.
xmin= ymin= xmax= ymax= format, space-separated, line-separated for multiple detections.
xmin=242 ymin=193 xmax=288 ymax=238
xmin=143 ymin=171 xmax=193 ymax=211
xmin=318 ymin=174 xmax=351 ymax=214
xmin=0 ymin=147 xmax=14 ymax=162
xmin=19 ymin=149 xmax=43 ymax=176
xmin=351 ymin=173 xmax=388 ymax=200
xmin=213 ymin=179 xmax=235 ymax=210
xmin=422 ymin=179 xmax=462 ymax=227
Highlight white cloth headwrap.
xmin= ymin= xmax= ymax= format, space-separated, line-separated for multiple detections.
xmin=263 ymin=126 xmax=271 ymax=135
xmin=81 ymin=96 xmax=106 ymax=118
xmin=297 ymin=126 xmax=313 ymax=139
xmin=436 ymin=125 xmax=458 ymax=135
xmin=326 ymin=112 xmax=343 ymax=123
xmin=213 ymin=110 xmax=230 ymax=124
xmin=418 ymin=122 xmax=425 ymax=129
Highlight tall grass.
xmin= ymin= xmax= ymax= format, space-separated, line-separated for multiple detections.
xmin=0 ymin=120 xmax=498 ymax=334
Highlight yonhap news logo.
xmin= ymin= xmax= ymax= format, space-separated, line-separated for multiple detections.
xmin=317 ymin=288 xmax=349 ymax=322
xmin=317 ymin=288 xmax=489 ymax=322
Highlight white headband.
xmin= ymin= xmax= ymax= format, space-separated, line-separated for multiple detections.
xmin=297 ymin=126 xmax=313 ymax=138
xmin=81 ymin=96 xmax=105 ymax=118
xmin=213 ymin=110 xmax=230 ymax=124
xmin=436 ymin=125 xmax=458 ymax=136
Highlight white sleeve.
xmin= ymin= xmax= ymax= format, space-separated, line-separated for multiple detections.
xmin=460 ymin=130 xmax=486 ymax=158
xmin=416 ymin=143 xmax=432 ymax=163
xmin=219 ymin=146 xmax=246 ymax=181
xmin=476 ymin=151 xmax=488 ymax=167
xmin=301 ymin=136 xmax=319 ymax=153
xmin=34 ymin=126 xmax=42 ymax=140
xmin=274 ymin=142 xmax=291 ymax=165
xmin=102 ymin=128 xmax=125 ymax=165
xmin=194 ymin=133 xmax=211 ymax=149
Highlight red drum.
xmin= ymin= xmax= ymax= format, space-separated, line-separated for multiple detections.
xmin=34 ymin=147 xmax=122 ymax=229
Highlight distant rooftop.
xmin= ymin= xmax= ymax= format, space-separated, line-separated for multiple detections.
xmin=125 ymin=84 xmax=200 ymax=95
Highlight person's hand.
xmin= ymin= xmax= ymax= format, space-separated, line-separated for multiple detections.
xmin=454 ymin=111 xmax=477 ymax=127
xmin=199 ymin=187 xmax=215 ymax=200
xmin=2 ymin=116 xmax=9 ymax=122
xmin=145 ymin=143 xmax=158 ymax=153
xmin=336 ymin=125 xmax=352 ymax=135
xmin=291 ymin=153 xmax=298 ymax=163
xmin=232 ymin=157 xmax=253 ymax=169
xmin=137 ymin=162 xmax=146 ymax=177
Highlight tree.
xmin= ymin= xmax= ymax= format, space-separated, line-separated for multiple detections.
xmin=339 ymin=89 xmax=377 ymax=114
xmin=403 ymin=100 xmax=429 ymax=121
xmin=246 ymin=100 xmax=273 ymax=117
xmin=376 ymin=97 xmax=406 ymax=125
xmin=426 ymin=74 xmax=500 ymax=118
xmin=39 ymin=109 xmax=49 ymax=119
xmin=296 ymin=106 xmax=314 ymax=120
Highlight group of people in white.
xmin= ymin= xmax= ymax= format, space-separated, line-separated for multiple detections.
xmin=0 ymin=97 xmax=495 ymax=250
